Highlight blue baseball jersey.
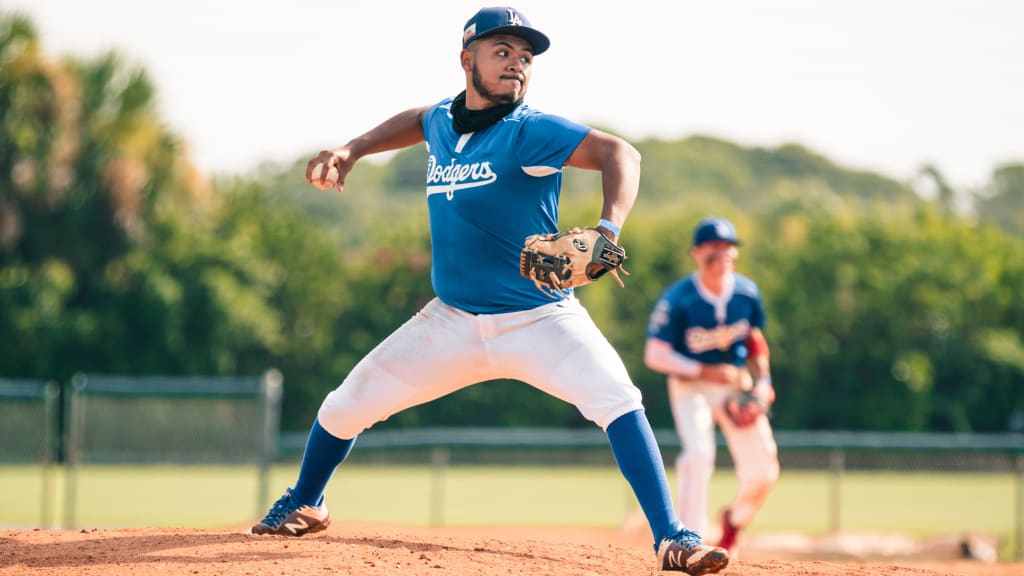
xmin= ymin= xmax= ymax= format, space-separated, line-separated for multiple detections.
xmin=421 ymin=97 xmax=590 ymax=314
xmin=647 ymin=273 xmax=766 ymax=366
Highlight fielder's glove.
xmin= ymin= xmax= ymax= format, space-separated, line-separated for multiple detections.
xmin=724 ymin=384 xmax=772 ymax=428
xmin=519 ymin=227 xmax=628 ymax=296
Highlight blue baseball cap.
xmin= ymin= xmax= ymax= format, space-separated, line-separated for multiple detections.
xmin=693 ymin=217 xmax=741 ymax=246
xmin=462 ymin=7 xmax=550 ymax=55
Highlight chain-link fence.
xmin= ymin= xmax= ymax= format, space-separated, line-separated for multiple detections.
xmin=63 ymin=371 xmax=283 ymax=528
xmin=0 ymin=378 xmax=59 ymax=527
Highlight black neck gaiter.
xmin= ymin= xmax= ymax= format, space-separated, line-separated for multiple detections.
xmin=450 ymin=90 xmax=522 ymax=134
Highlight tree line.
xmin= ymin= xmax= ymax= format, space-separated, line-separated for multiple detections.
xmin=3 ymin=12 xmax=1023 ymax=433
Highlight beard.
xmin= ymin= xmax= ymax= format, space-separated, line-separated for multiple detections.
xmin=471 ymin=65 xmax=519 ymax=105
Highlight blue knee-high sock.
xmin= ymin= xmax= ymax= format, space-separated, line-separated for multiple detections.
xmin=606 ymin=409 xmax=683 ymax=544
xmin=291 ymin=418 xmax=356 ymax=507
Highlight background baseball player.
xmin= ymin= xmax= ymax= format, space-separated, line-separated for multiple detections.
xmin=644 ymin=216 xmax=779 ymax=556
xmin=250 ymin=7 xmax=728 ymax=574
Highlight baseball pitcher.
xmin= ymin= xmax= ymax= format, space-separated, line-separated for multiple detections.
xmin=250 ymin=7 xmax=729 ymax=575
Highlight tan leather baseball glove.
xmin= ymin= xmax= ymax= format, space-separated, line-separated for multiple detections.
xmin=519 ymin=227 xmax=628 ymax=296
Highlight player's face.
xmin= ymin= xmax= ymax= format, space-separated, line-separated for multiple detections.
xmin=464 ymin=34 xmax=533 ymax=106
xmin=692 ymin=240 xmax=738 ymax=276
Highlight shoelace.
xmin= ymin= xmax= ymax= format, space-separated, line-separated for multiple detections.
xmin=262 ymin=492 xmax=298 ymax=527
xmin=666 ymin=528 xmax=704 ymax=549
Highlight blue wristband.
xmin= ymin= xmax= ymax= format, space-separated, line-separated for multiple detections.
xmin=597 ymin=218 xmax=621 ymax=236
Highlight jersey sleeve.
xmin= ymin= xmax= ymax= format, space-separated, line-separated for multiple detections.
xmin=750 ymin=293 xmax=767 ymax=330
xmin=516 ymin=113 xmax=591 ymax=169
xmin=647 ymin=294 xmax=681 ymax=343
xmin=422 ymin=98 xmax=453 ymax=141
xmin=736 ymin=274 xmax=767 ymax=331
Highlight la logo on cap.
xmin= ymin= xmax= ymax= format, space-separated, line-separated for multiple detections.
xmin=461 ymin=6 xmax=551 ymax=54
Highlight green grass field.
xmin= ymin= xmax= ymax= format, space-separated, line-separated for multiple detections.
xmin=1 ymin=464 xmax=1017 ymax=543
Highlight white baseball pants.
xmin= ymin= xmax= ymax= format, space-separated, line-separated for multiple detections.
xmin=668 ymin=376 xmax=779 ymax=535
xmin=318 ymin=297 xmax=644 ymax=439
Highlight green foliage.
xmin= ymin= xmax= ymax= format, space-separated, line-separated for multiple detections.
xmin=631 ymin=136 xmax=915 ymax=211
xmin=976 ymin=163 xmax=1024 ymax=234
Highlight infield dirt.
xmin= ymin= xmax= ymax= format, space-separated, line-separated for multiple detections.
xmin=3 ymin=523 xmax=1022 ymax=576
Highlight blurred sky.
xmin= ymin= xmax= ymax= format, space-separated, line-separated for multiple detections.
xmin=6 ymin=0 xmax=1023 ymax=189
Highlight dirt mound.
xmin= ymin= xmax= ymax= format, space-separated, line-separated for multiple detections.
xmin=1 ymin=524 xmax=1018 ymax=576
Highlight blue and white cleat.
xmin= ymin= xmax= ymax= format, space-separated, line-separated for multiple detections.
xmin=248 ymin=488 xmax=330 ymax=536
xmin=657 ymin=527 xmax=729 ymax=574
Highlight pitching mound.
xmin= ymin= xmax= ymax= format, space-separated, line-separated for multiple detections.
xmin=1 ymin=524 xmax=1018 ymax=576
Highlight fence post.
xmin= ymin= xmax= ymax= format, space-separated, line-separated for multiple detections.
xmin=258 ymin=369 xmax=284 ymax=516
xmin=41 ymin=380 xmax=58 ymax=529
xmin=64 ymin=374 xmax=87 ymax=529
xmin=827 ymin=448 xmax=844 ymax=533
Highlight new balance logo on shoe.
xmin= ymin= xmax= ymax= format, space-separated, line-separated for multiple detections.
xmin=284 ymin=517 xmax=309 ymax=535
xmin=663 ymin=548 xmax=688 ymax=570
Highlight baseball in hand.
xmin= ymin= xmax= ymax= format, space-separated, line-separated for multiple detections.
xmin=310 ymin=162 xmax=340 ymax=190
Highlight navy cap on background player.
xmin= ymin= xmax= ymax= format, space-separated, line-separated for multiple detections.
xmin=462 ymin=6 xmax=550 ymax=55
xmin=693 ymin=217 xmax=741 ymax=246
